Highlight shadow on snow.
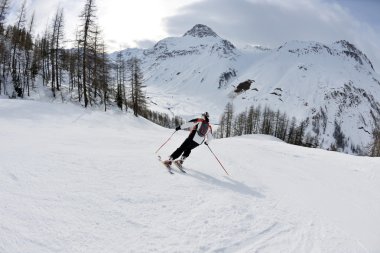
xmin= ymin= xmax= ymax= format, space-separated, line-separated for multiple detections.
xmin=186 ymin=169 xmax=265 ymax=198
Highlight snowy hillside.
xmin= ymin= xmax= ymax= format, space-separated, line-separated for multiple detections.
xmin=113 ymin=24 xmax=240 ymax=118
xmin=234 ymin=40 xmax=380 ymax=153
xmin=1 ymin=100 xmax=380 ymax=252
xmin=116 ymin=24 xmax=380 ymax=154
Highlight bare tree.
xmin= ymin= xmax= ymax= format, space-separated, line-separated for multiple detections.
xmin=11 ymin=0 xmax=27 ymax=97
xmin=0 ymin=0 xmax=10 ymax=33
xmin=219 ymin=102 xmax=234 ymax=138
xmin=127 ymin=57 xmax=146 ymax=117
xmin=78 ymin=0 xmax=97 ymax=107
xmin=49 ymin=7 xmax=64 ymax=97
xmin=370 ymin=126 xmax=380 ymax=157
xmin=100 ymin=43 xmax=110 ymax=111
xmin=55 ymin=8 xmax=64 ymax=91
xmin=287 ymin=117 xmax=297 ymax=144
xmin=0 ymin=0 xmax=10 ymax=95
xmin=24 ymin=11 xmax=34 ymax=96
xmin=40 ymin=26 xmax=51 ymax=87
xmin=75 ymin=29 xmax=82 ymax=101
xmin=233 ymin=109 xmax=247 ymax=136
xmin=115 ymin=51 xmax=125 ymax=110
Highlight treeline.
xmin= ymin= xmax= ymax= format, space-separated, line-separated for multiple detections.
xmin=143 ymin=110 xmax=184 ymax=129
xmin=216 ymin=102 xmax=317 ymax=147
xmin=0 ymin=0 xmax=146 ymax=116
xmin=217 ymin=102 xmax=380 ymax=156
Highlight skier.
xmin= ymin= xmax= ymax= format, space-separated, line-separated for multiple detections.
xmin=163 ymin=112 xmax=213 ymax=168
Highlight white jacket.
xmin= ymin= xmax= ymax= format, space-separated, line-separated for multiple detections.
xmin=179 ymin=118 xmax=213 ymax=145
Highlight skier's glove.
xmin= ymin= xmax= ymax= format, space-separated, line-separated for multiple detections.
xmin=175 ymin=126 xmax=181 ymax=131
xmin=204 ymin=142 xmax=209 ymax=146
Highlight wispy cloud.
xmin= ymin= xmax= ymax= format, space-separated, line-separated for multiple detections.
xmin=7 ymin=0 xmax=196 ymax=52
xmin=5 ymin=0 xmax=380 ymax=69
xmin=8 ymin=0 xmax=82 ymax=43
xmin=164 ymin=0 xmax=380 ymax=70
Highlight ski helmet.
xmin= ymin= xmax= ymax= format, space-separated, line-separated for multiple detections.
xmin=202 ymin=112 xmax=209 ymax=118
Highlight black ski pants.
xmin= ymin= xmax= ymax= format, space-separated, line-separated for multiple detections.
xmin=170 ymin=138 xmax=199 ymax=160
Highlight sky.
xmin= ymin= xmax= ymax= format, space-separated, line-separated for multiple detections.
xmin=6 ymin=0 xmax=380 ymax=69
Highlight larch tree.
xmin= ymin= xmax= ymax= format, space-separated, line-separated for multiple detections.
xmin=219 ymin=102 xmax=234 ymax=138
xmin=53 ymin=8 xmax=64 ymax=92
xmin=115 ymin=51 xmax=126 ymax=110
xmin=0 ymin=0 xmax=10 ymax=33
xmin=0 ymin=0 xmax=10 ymax=95
xmin=11 ymin=0 xmax=27 ymax=97
xmin=127 ymin=57 xmax=146 ymax=117
xmin=24 ymin=11 xmax=34 ymax=97
xmin=78 ymin=0 xmax=97 ymax=107
xmin=370 ymin=126 xmax=380 ymax=157
xmin=100 ymin=42 xmax=110 ymax=112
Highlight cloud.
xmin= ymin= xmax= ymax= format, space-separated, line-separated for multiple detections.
xmin=164 ymin=0 xmax=380 ymax=70
xmin=134 ymin=39 xmax=157 ymax=49
xmin=7 ymin=0 xmax=82 ymax=44
xmin=5 ymin=0 xmax=380 ymax=69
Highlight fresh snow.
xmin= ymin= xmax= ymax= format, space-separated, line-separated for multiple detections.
xmin=1 ymin=100 xmax=380 ymax=252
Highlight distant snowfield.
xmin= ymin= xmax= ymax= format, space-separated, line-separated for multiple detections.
xmin=1 ymin=100 xmax=380 ymax=253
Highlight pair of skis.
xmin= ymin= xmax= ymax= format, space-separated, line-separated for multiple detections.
xmin=158 ymin=156 xmax=186 ymax=174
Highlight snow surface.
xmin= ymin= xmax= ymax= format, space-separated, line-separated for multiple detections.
xmin=1 ymin=100 xmax=380 ymax=252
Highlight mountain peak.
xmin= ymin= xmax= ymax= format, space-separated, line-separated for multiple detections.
xmin=334 ymin=40 xmax=358 ymax=52
xmin=333 ymin=40 xmax=374 ymax=71
xmin=183 ymin=24 xmax=218 ymax=38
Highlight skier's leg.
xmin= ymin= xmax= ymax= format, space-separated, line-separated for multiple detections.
xmin=182 ymin=141 xmax=199 ymax=158
xmin=175 ymin=141 xmax=198 ymax=167
xmin=182 ymin=149 xmax=191 ymax=158
xmin=170 ymin=138 xmax=192 ymax=160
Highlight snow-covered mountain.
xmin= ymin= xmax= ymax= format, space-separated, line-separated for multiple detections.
xmin=1 ymin=100 xmax=380 ymax=252
xmin=116 ymin=24 xmax=380 ymax=154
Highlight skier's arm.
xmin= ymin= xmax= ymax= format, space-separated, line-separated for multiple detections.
xmin=176 ymin=119 xmax=197 ymax=131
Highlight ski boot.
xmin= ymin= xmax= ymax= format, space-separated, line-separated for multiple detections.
xmin=163 ymin=158 xmax=173 ymax=168
xmin=174 ymin=156 xmax=186 ymax=170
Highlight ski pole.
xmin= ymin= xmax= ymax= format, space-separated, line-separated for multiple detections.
xmin=155 ymin=130 xmax=177 ymax=154
xmin=206 ymin=145 xmax=229 ymax=176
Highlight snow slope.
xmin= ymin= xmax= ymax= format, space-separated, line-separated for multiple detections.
xmin=1 ymin=100 xmax=380 ymax=252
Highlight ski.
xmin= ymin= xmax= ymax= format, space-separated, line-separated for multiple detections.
xmin=174 ymin=160 xmax=187 ymax=173
xmin=158 ymin=155 xmax=174 ymax=174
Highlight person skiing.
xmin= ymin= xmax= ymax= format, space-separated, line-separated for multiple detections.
xmin=163 ymin=112 xmax=213 ymax=168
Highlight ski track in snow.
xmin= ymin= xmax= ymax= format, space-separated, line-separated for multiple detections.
xmin=1 ymin=100 xmax=380 ymax=253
